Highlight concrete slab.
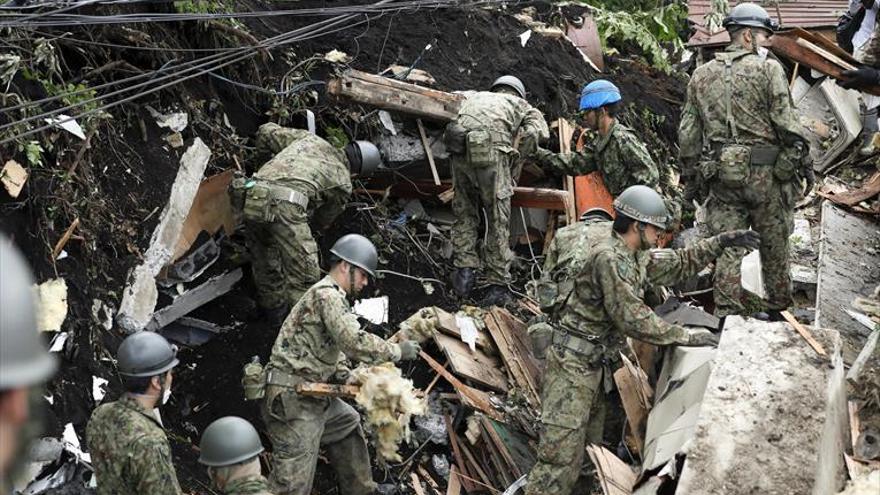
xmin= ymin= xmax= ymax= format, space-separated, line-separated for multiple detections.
xmin=816 ymin=202 xmax=880 ymax=362
xmin=676 ymin=316 xmax=847 ymax=495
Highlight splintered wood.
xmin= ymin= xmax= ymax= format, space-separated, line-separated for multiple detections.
xmin=483 ymin=307 xmax=542 ymax=407
xmin=586 ymin=445 xmax=637 ymax=495
xmin=613 ymin=354 xmax=653 ymax=454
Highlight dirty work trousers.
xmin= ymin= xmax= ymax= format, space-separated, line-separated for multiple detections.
xmin=526 ymin=346 xmax=606 ymax=495
xmin=704 ymin=167 xmax=796 ymax=316
xmin=245 ymin=201 xmax=321 ymax=311
xmin=450 ymin=152 xmax=515 ymax=285
xmin=261 ymin=386 xmax=375 ymax=495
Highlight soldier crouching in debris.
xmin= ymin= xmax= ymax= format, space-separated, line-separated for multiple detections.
xmin=525 ymin=186 xmax=762 ymax=495
xmin=87 ymin=332 xmax=183 ymax=494
xmin=231 ymin=123 xmax=382 ymax=326
xmin=528 ymin=207 xmax=613 ymax=360
xmin=260 ymin=233 xmax=421 ymax=495
xmin=444 ymin=75 xmax=549 ymax=306
xmin=678 ymin=2 xmax=812 ymax=319
xmin=199 ymin=416 xmax=273 ymax=495
xmin=0 ymin=237 xmax=58 ymax=486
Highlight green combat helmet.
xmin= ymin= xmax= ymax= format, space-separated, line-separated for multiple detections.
xmin=490 ymin=75 xmax=527 ymax=99
xmin=612 ymin=185 xmax=669 ymax=229
xmin=723 ymin=2 xmax=776 ymax=32
xmin=199 ymin=416 xmax=264 ymax=467
xmin=117 ymin=331 xmax=179 ymax=377
xmin=330 ymin=234 xmax=378 ymax=277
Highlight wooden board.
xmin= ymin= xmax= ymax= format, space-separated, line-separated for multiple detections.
xmin=435 ymin=307 xmax=494 ymax=352
xmin=420 ymin=350 xmax=503 ymax=421
xmin=433 ymin=332 xmax=508 ymax=392
xmin=172 ymin=170 xmax=237 ymax=262
xmin=483 ymin=307 xmax=541 ymax=407
xmin=613 ymin=354 xmax=653 ymax=455
xmin=566 ymin=14 xmax=604 ymax=70
xmin=445 ymin=415 xmax=477 ymax=493
xmin=327 ymin=69 xmax=465 ymax=122
xmin=446 ymin=465 xmax=462 ymax=495
xmin=586 ymin=445 xmax=637 ymax=495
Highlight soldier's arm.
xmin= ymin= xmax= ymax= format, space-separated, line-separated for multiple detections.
xmin=592 ymin=251 xmax=690 ymax=345
xmin=320 ymin=289 xmax=402 ymax=363
xmin=533 ymin=147 xmax=598 ymax=176
xmin=677 ymin=82 xmax=704 ymax=185
xmin=312 ymin=187 xmax=349 ymax=231
xmin=765 ymin=60 xmax=809 ymax=148
xmin=616 ymin=129 xmax=659 ymax=188
xmin=255 ymin=123 xmax=311 ymax=154
xmin=542 ymin=235 xmax=561 ymax=273
xmin=130 ymin=436 xmax=183 ymax=495
xmin=645 ymin=236 xmax=723 ymax=286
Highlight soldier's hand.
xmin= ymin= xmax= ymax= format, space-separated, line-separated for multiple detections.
xmin=841 ymin=67 xmax=880 ymax=90
xmin=717 ymin=229 xmax=761 ymax=251
xmin=683 ymin=328 xmax=720 ymax=347
xmin=398 ymin=340 xmax=421 ymax=361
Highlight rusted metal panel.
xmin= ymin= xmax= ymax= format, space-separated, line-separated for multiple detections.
xmin=688 ymin=0 xmax=848 ymax=29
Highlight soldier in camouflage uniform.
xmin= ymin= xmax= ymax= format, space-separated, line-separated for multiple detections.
xmin=444 ymin=75 xmax=549 ymax=304
xmin=261 ymin=234 xmax=421 ymax=495
xmin=528 ymin=208 xmax=613 ymax=360
xmin=678 ymin=2 xmax=811 ymax=318
xmin=841 ymin=19 xmax=880 ymax=89
xmin=199 ymin=416 xmax=273 ymax=495
xmin=525 ymin=186 xmax=761 ymax=495
xmin=239 ymin=123 xmax=382 ymax=324
xmin=87 ymin=332 xmax=182 ymax=494
xmin=0 ymin=237 xmax=57 ymax=485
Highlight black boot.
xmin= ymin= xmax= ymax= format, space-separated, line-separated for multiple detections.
xmin=452 ymin=268 xmax=476 ymax=298
xmin=263 ymin=304 xmax=291 ymax=327
xmin=483 ymin=284 xmax=512 ymax=306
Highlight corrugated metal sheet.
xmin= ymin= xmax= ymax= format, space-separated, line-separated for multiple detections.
xmin=688 ymin=0 xmax=849 ymax=29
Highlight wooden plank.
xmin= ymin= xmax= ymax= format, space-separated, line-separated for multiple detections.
xmin=847 ymin=330 xmax=880 ymax=386
xmin=586 ymin=445 xmax=637 ymax=495
xmin=420 ymin=351 xmax=503 ymax=421
xmin=849 ymin=400 xmax=861 ymax=450
xmin=417 ymin=119 xmax=442 ymax=186
xmin=781 ymin=310 xmax=827 ymax=357
xmin=433 ymin=332 xmax=508 ymax=392
xmin=483 ymin=308 xmax=541 ymax=407
xmin=424 ymin=361 xmax=448 ymax=395
xmin=613 ymin=354 xmax=653 ymax=455
xmin=445 ymin=415 xmax=477 ymax=493
xmin=818 ymin=171 xmax=880 ymax=207
xmin=327 ymin=69 xmax=465 ymax=122
xmin=435 ymin=307 xmax=494 ymax=351
xmin=480 ymin=417 xmax=522 ymax=479
xmin=52 ymin=217 xmax=80 ymax=261
xmin=565 ymin=14 xmax=604 ymax=70
xmin=457 ymin=434 xmax=495 ymax=488
xmin=410 ymin=472 xmax=428 ymax=495
xmin=446 ymin=465 xmax=462 ymax=495
xmin=173 ymin=170 xmax=237 ymax=262
xmin=417 ymin=465 xmax=443 ymax=494
xmin=295 ymin=382 xmax=360 ymax=399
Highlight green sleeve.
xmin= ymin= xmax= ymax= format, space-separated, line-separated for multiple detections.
xmin=645 ymin=237 xmax=723 ymax=286
xmin=533 ymin=147 xmax=598 ymax=176
xmin=319 ymin=289 xmax=402 ymax=363
xmin=130 ymin=436 xmax=182 ymax=495
xmin=678 ymin=82 xmax=704 ymax=176
xmin=593 ymin=251 xmax=689 ymax=345
xmin=765 ymin=60 xmax=809 ymax=148
xmin=615 ymin=129 xmax=659 ymax=188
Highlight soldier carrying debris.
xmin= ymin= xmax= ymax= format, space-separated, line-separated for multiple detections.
xmin=444 ymin=75 xmax=549 ymax=305
xmin=0 ymin=237 xmax=57 ymax=485
xmin=199 ymin=416 xmax=273 ymax=495
xmin=87 ymin=331 xmax=182 ymax=494
xmin=259 ymin=233 xmax=421 ymax=495
xmin=678 ymin=2 xmax=812 ymax=319
xmin=525 ymin=185 xmax=762 ymax=495
xmin=233 ymin=123 xmax=382 ymax=325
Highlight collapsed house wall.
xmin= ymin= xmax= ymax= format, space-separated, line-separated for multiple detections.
xmin=676 ymin=316 xmax=848 ymax=494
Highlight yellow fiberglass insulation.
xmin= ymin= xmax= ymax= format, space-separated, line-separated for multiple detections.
xmin=352 ymin=363 xmax=428 ymax=462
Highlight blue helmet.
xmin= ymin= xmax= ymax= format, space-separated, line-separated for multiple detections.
xmin=579 ymin=80 xmax=622 ymax=111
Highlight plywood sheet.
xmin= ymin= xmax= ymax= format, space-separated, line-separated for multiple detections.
xmin=434 ymin=332 xmax=508 ymax=392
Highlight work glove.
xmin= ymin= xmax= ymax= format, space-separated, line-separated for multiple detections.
xmin=527 ymin=320 xmax=553 ymax=360
xmin=716 ymin=229 xmax=761 ymax=251
xmin=840 ymin=67 xmax=880 ymax=90
xmin=398 ymin=340 xmax=421 ymax=361
xmin=682 ymin=328 xmax=720 ymax=347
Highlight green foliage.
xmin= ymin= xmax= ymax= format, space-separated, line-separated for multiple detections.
xmin=577 ymin=1 xmax=688 ymax=72
xmin=18 ymin=141 xmax=44 ymax=167
xmin=173 ymin=0 xmax=229 ymax=14
xmin=324 ymin=126 xmax=350 ymax=149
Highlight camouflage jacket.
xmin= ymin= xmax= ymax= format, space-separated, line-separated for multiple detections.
xmin=225 ymin=475 xmax=274 ymax=495
xmin=533 ymin=121 xmax=659 ymax=196
xmin=266 ymin=275 xmax=402 ymax=383
xmin=254 ymin=124 xmax=353 ymax=229
xmin=86 ymin=395 xmax=182 ymax=495
xmin=543 ymin=219 xmax=611 ymax=277
xmin=860 ymin=18 xmax=880 ymax=66
xmin=452 ymin=91 xmax=549 ymax=155
xmin=678 ymin=43 xmax=808 ymax=175
xmin=556 ymin=232 xmax=723 ymax=351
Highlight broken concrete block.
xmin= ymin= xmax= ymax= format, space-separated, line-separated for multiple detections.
xmin=117 ymin=139 xmax=211 ymax=333
xmin=816 ymin=202 xmax=880 ymax=362
xmin=676 ymin=316 xmax=847 ymax=495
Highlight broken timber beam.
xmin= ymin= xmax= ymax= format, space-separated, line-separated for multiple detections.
xmin=358 ymin=178 xmax=573 ymax=212
xmin=327 ymin=69 xmax=465 ymax=122
xmin=420 ymin=350 xmax=504 ymax=421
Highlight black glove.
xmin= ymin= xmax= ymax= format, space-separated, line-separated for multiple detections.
xmin=802 ymin=166 xmax=816 ymax=196
xmin=717 ymin=229 xmax=761 ymax=250
xmin=840 ymin=67 xmax=880 ymax=90
xmin=399 ymin=340 xmax=421 ymax=361
xmin=683 ymin=328 xmax=720 ymax=347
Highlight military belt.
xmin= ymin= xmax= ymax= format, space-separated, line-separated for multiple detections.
xmin=551 ymin=328 xmax=603 ymax=358
xmin=265 ymin=368 xmax=303 ymax=389
xmin=708 ymin=143 xmax=779 ymax=166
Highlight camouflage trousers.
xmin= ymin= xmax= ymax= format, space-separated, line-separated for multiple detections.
xmin=261 ymin=386 xmax=375 ymax=495
xmin=705 ymin=167 xmax=797 ymax=316
xmin=450 ymin=153 xmax=515 ymax=285
xmin=245 ymin=202 xmax=321 ymax=310
xmin=526 ymin=346 xmax=606 ymax=495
